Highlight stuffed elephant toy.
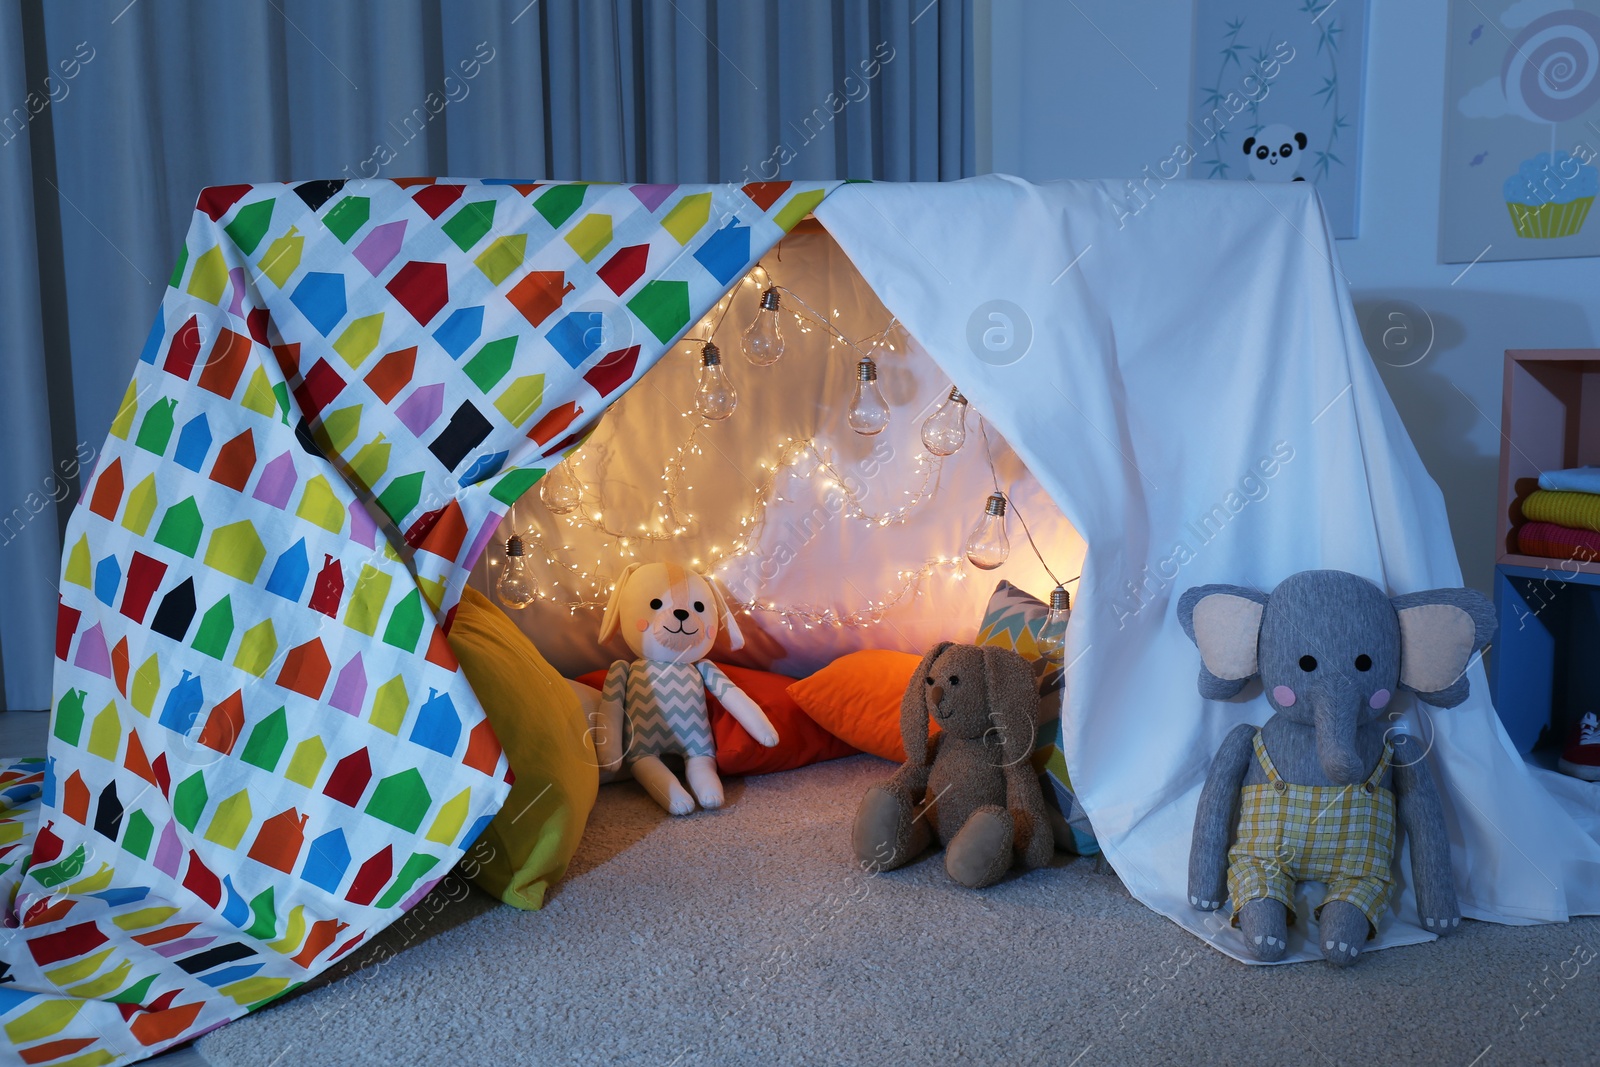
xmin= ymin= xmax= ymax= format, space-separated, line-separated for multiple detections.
xmin=852 ymin=642 xmax=1054 ymax=888
xmin=1179 ymin=570 xmax=1495 ymax=966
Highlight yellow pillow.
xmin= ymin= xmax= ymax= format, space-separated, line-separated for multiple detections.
xmin=448 ymin=586 xmax=598 ymax=909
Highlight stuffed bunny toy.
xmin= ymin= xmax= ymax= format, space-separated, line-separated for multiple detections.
xmin=852 ymin=642 xmax=1054 ymax=888
xmin=597 ymin=561 xmax=779 ymax=815
xmin=1178 ymin=569 xmax=1495 ymax=966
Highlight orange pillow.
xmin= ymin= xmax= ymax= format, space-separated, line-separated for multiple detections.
xmin=786 ymin=649 xmax=934 ymax=762
xmin=574 ymin=663 xmax=856 ymax=776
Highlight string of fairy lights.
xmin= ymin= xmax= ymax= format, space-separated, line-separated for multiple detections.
xmin=490 ymin=261 xmax=1078 ymax=636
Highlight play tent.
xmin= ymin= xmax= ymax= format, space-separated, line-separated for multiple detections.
xmin=5 ymin=175 xmax=1599 ymax=1065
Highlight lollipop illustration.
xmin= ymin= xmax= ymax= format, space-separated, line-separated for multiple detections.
xmin=1501 ymin=10 xmax=1600 ymax=238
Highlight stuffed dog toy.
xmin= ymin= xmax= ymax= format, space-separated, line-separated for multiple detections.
xmin=852 ymin=642 xmax=1054 ymax=887
xmin=597 ymin=561 xmax=779 ymax=815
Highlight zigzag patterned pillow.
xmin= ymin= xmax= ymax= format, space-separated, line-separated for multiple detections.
xmin=975 ymin=580 xmax=1098 ymax=856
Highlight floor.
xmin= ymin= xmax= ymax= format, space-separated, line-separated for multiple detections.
xmin=194 ymin=754 xmax=1600 ymax=1066
xmin=7 ymin=709 xmax=1600 ymax=1066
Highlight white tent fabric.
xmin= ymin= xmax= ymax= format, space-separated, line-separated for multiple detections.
xmin=815 ymin=175 xmax=1600 ymax=963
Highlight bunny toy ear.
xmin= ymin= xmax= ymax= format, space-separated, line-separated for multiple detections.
xmin=983 ymin=646 xmax=1039 ymax=769
xmin=599 ymin=562 xmax=645 ymax=645
xmin=901 ymin=642 xmax=951 ymax=767
xmin=703 ymin=574 xmax=744 ymax=651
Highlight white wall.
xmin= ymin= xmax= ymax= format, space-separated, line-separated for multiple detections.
xmin=983 ymin=0 xmax=1600 ymax=594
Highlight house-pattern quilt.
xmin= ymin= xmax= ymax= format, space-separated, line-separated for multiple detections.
xmin=0 ymin=176 xmax=836 ymax=1065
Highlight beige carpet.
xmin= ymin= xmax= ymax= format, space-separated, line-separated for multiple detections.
xmin=197 ymin=755 xmax=1600 ymax=1066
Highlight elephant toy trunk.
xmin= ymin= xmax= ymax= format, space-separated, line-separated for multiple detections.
xmin=1313 ymin=694 xmax=1367 ymax=785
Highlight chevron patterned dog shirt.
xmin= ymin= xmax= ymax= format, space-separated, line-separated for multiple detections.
xmin=608 ymin=659 xmax=742 ymax=761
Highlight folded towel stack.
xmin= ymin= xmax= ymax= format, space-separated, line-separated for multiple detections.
xmin=1518 ymin=467 xmax=1600 ymax=563
xmin=1538 ymin=466 xmax=1600 ymax=494
xmin=1518 ymin=520 xmax=1600 ymax=561
xmin=1522 ymin=489 xmax=1600 ymax=531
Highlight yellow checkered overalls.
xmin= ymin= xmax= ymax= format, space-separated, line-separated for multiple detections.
xmin=1227 ymin=730 xmax=1396 ymax=933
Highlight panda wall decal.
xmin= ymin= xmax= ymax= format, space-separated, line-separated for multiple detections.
xmin=1241 ymin=124 xmax=1308 ymax=182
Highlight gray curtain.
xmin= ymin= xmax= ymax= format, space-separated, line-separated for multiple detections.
xmin=0 ymin=0 xmax=976 ymax=711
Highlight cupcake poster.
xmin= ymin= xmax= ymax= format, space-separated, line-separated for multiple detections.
xmin=1442 ymin=0 xmax=1600 ymax=262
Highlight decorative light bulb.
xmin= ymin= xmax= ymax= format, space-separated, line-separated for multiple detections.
xmin=496 ymin=534 xmax=537 ymax=608
xmin=847 ymin=356 xmax=891 ymax=436
xmin=965 ymin=492 xmax=1011 ymax=570
xmin=1038 ymin=585 xmax=1071 ymax=662
xmin=742 ymin=287 xmax=785 ymax=366
xmin=538 ymin=459 xmax=581 ymax=515
xmin=695 ymin=341 xmax=738 ymax=420
xmin=921 ymin=386 xmax=969 ymax=457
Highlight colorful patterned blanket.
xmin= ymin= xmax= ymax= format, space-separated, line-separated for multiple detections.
xmin=1 ymin=177 xmax=835 ymax=1064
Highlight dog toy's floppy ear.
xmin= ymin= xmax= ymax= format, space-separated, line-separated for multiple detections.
xmin=599 ymin=562 xmax=645 ymax=645
xmin=704 ymin=575 xmax=744 ymax=652
xmin=901 ymin=642 xmax=951 ymax=767
xmin=1178 ymin=583 xmax=1270 ymax=701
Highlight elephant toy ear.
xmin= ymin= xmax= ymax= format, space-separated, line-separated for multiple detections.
xmin=1391 ymin=587 xmax=1497 ymax=708
xmin=1177 ymin=584 xmax=1269 ymax=701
